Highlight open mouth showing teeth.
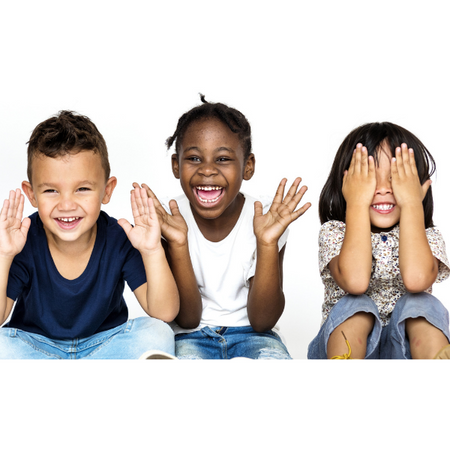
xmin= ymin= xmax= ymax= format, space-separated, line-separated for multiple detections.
xmin=372 ymin=204 xmax=394 ymax=211
xmin=195 ymin=186 xmax=223 ymax=204
xmin=57 ymin=217 xmax=80 ymax=223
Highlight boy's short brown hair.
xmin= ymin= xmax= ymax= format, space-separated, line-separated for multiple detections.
xmin=27 ymin=110 xmax=110 ymax=183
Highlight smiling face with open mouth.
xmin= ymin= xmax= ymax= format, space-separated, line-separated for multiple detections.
xmin=172 ymin=117 xmax=255 ymax=226
xmin=22 ymin=151 xmax=117 ymax=248
xmin=369 ymin=144 xmax=400 ymax=232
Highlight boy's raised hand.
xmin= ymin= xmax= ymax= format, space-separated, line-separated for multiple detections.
xmin=253 ymin=177 xmax=311 ymax=246
xmin=0 ymin=189 xmax=30 ymax=258
xmin=391 ymin=144 xmax=431 ymax=207
xmin=118 ymin=187 xmax=162 ymax=255
xmin=136 ymin=183 xmax=188 ymax=248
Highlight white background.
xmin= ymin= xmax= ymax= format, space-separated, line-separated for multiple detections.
xmin=1 ymin=1 xmax=450 ymax=448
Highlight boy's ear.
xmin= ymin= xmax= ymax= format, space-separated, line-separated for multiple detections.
xmin=22 ymin=181 xmax=38 ymax=208
xmin=243 ymin=153 xmax=255 ymax=181
xmin=171 ymin=154 xmax=180 ymax=179
xmin=102 ymin=176 xmax=117 ymax=205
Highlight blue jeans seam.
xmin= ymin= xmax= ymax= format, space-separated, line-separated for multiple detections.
xmin=12 ymin=332 xmax=63 ymax=359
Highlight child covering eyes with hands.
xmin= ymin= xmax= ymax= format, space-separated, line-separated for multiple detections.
xmin=308 ymin=122 xmax=450 ymax=359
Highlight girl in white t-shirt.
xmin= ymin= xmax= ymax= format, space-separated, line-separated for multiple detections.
xmin=135 ymin=95 xmax=311 ymax=359
xmin=308 ymin=122 xmax=450 ymax=359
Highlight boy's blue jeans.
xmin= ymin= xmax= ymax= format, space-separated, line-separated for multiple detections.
xmin=307 ymin=292 xmax=450 ymax=359
xmin=175 ymin=326 xmax=292 ymax=359
xmin=0 ymin=316 xmax=175 ymax=359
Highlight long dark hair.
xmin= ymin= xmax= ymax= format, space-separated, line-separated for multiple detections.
xmin=319 ymin=122 xmax=436 ymax=228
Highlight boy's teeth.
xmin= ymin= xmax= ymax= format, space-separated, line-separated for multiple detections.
xmin=373 ymin=204 xmax=393 ymax=211
xmin=58 ymin=217 xmax=79 ymax=222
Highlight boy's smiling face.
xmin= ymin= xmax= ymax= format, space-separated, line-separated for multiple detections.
xmin=172 ymin=117 xmax=254 ymax=222
xmin=22 ymin=150 xmax=116 ymax=248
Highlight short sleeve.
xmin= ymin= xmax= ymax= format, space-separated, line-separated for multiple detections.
xmin=426 ymin=227 xmax=450 ymax=283
xmin=318 ymin=220 xmax=346 ymax=275
xmin=7 ymin=256 xmax=30 ymax=301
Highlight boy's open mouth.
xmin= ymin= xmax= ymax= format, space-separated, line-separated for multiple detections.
xmin=55 ymin=217 xmax=82 ymax=228
xmin=194 ymin=186 xmax=224 ymax=204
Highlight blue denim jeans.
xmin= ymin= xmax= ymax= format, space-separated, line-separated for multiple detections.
xmin=175 ymin=326 xmax=292 ymax=359
xmin=0 ymin=316 xmax=175 ymax=359
xmin=307 ymin=292 xmax=450 ymax=359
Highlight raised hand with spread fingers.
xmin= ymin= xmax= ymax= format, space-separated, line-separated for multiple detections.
xmin=118 ymin=187 xmax=179 ymax=322
xmin=248 ymin=177 xmax=311 ymax=332
xmin=0 ymin=189 xmax=31 ymax=324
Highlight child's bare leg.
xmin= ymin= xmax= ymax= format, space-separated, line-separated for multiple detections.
xmin=327 ymin=312 xmax=375 ymax=359
xmin=406 ymin=317 xmax=449 ymax=359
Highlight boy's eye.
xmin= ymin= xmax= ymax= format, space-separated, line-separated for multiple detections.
xmin=186 ymin=156 xmax=201 ymax=162
xmin=77 ymin=187 xmax=91 ymax=192
xmin=43 ymin=189 xmax=57 ymax=194
xmin=217 ymin=157 xmax=231 ymax=162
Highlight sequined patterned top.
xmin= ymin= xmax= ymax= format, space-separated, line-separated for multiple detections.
xmin=319 ymin=221 xmax=450 ymax=326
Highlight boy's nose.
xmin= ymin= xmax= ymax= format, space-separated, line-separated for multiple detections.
xmin=58 ymin=194 xmax=77 ymax=210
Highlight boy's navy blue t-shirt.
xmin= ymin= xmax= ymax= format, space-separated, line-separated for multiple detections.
xmin=4 ymin=211 xmax=147 ymax=340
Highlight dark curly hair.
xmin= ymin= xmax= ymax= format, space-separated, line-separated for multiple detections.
xmin=319 ymin=122 xmax=436 ymax=228
xmin=27 ymin=110 xmax=110 ymax=183
xmin=166 ymin=94 xmax=252 ymax=160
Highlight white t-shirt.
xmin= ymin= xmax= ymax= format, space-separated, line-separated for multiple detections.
xmin=162 ymin=193 xmax=288 ymax=335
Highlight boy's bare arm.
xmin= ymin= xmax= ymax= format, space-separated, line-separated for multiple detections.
xmin=248 ymin=178 xmax=310 ymax=332
xmin=0 ymin=190 xmax=30 ymax=325
xmin=138 ymin=183 xmax=202 ymax=329
xmin=118 ymin=187 xmax=179 ymax=322
xmin=133 ymin=246 xmax=180 ymax=322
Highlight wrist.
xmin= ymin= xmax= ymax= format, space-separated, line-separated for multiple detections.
xmin=256 ymin=238 xmax=279 ymax=252
xmin=167 ymin=237 xmax=189 ymax=252
xmin=139 ymin=241 xmax=165 ymax=258
xmin=0 ymin=252 xmax=16 ymax=264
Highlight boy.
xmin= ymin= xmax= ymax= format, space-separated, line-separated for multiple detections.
xmin=0 ymin=111 xmax=179 ymax=359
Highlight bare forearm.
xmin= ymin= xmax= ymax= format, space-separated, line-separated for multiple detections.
xmin=247 ymin=244 xmax=285 ymax=332
xmin=167 ymin=243 xmax=202 ymax=329
xmin=399 ymin=206 xmax=438 ymax=292
xmin=332 ymin=206 xmax=372 ymax=294
xmin=141 ymin=246 xmax=180 ymax=322
xmin=0 ymin=257 xmax=14 ymax=325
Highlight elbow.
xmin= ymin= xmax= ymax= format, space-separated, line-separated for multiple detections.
xmin=249 ymin=319 xmax=274 ymax=333
xmin=248 ymin=307 xmax=284 ymax=333
xmin=175 ymin=316 xmax=201 ymax=330
xmin=402 ymin=269 xmax=437 ymax=294
xmin=155 ymin=301 xmax=180 ymax=324
xmin=403 ymin=277 xmax=434 ymax=294
xmin=342 ymin=278 xmax=370 ymax=296
xmin=175 ymin=306 xmax=202 ymax=330
xmin=346 ymin=286 xmax=369 ymax=296
xmin=333 ymin=267 xmax=370 ymax=296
